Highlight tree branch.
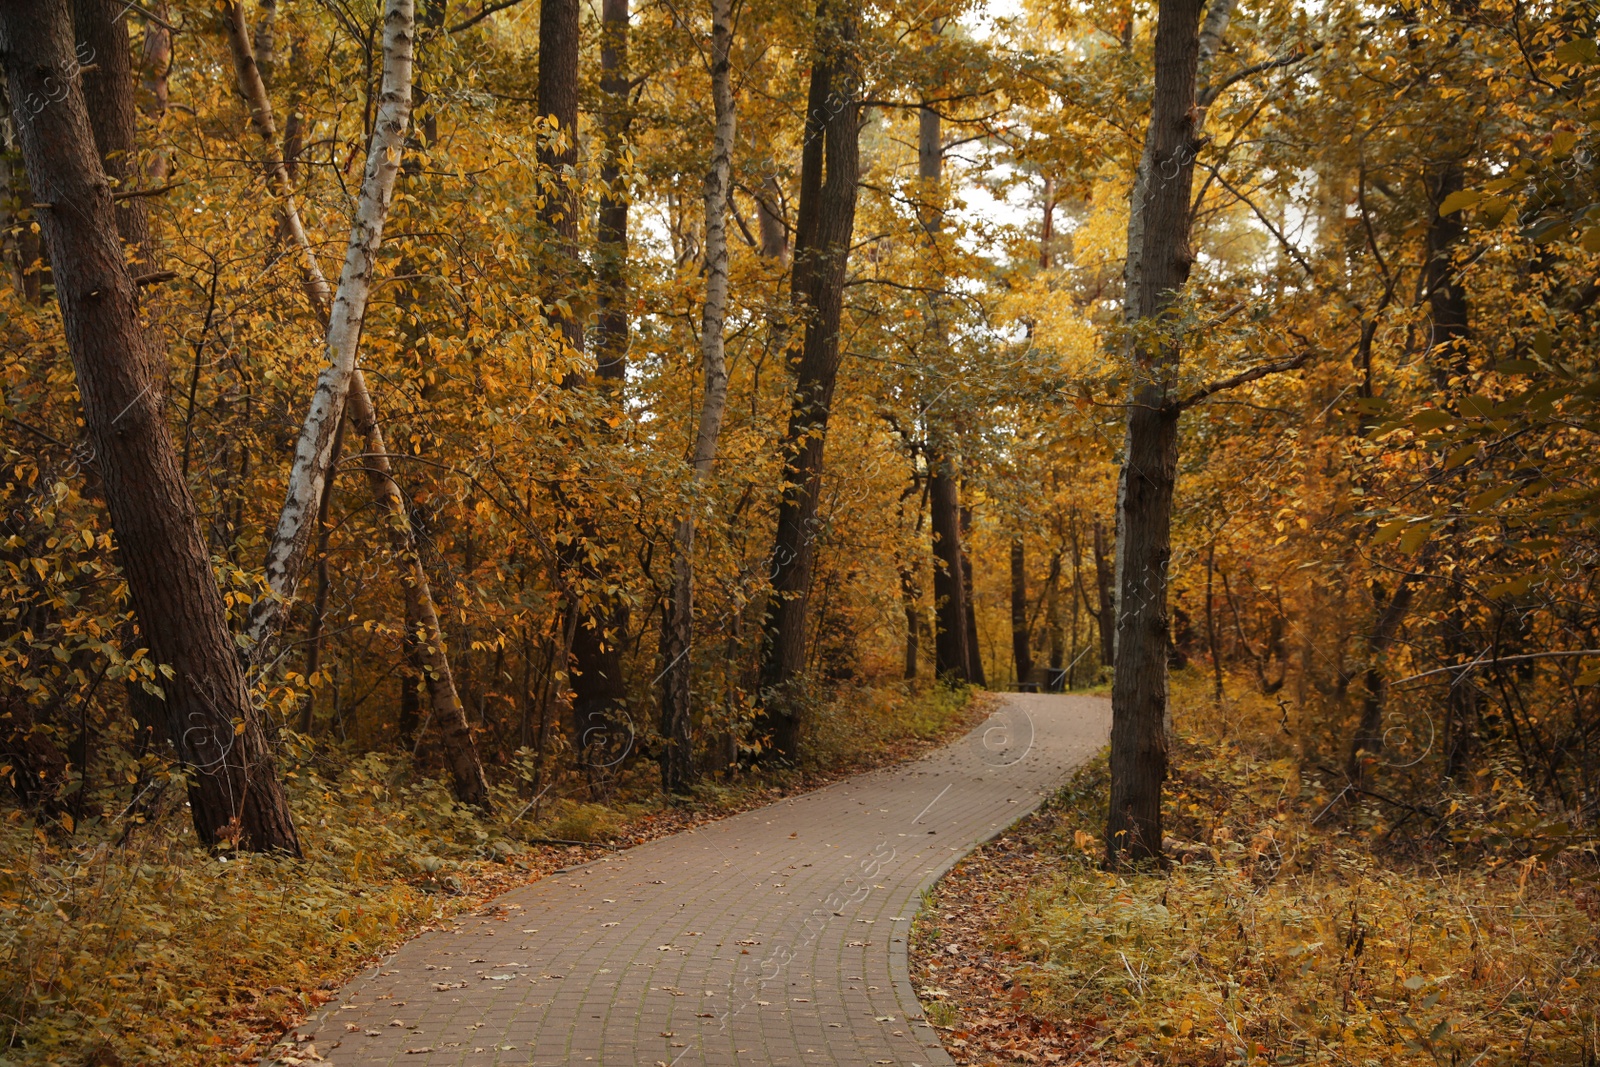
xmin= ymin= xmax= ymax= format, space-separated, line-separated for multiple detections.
xmin=1174 ymin=349 xmax=1313 ymax=411
xmin=1198 ymin=45 xmax=1319 ymax=108
xmin=1392 ymin=650 xmax=1600 ymax=686
xmin=449 ymin=0 xmax=533 ymax=33
xmin=112 ymin=180 xmax=185 ymax=201
xmin=1202 ymin=162 xmax=1316 ymax=279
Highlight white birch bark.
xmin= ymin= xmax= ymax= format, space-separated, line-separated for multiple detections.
xmin=1195 ymin=0 xmax=1236 ymax=106
xmin=691 ymin=0 xmax=735 ymax=484
xmin=658 ymin=0 xmax=735 ymax=790
xmin=234 ymin=0 xmax=414 ymax=655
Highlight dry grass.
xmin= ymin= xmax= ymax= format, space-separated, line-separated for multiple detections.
xmin=0 ymin=680 xmax=979 ymax=1066
xmin=915 ymin=674 xmax=1600 ymax=1066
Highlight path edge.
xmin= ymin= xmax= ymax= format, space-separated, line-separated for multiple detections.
xmin=889 ymin=696 xmax=1111 ymax=1063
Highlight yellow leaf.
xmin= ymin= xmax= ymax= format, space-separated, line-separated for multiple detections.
xmin=1399 ymin=522 xmax=1432 ymax=555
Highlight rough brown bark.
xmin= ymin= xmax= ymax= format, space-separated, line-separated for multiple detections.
xmin=1046 ymin=550 xmax=1065 ymax=677
xmin=1206 ymin=542 xmax=1223 ymax=702
xmin=1422 ymin=162 xmax=1474 ymax=779
xmin=595 ymin=0 xmax=629 ymax=381
xmin=917 ymin=90 xmax=973 ymax=686
xmin=900 ymin=564 xmax=921 ymax=679
xmin=929 ymin=466 xmax=970 ymax=680
xmin=1424 ymin=162 xmax=1470 ymax=376
xmin=1106 ymin=0 xmax=1208 ymax=867
xmin=1010 ymin=537 xmax=1033 ymax=687
xmin=535 ymin=0 xmax=630 ymax=779
xmin=757 ymin=0 xmax=861 ymax=758
xmin=538 ymin=0 xmax=582 ymax=356
xmin=961 ymin=504 xmax=986 ymax=686
xmin=0 ymin=0 xmax=300 ymax=854
xmin=73 ymin=0 xmax=155 ymax=270
xmin=137 ymin=4 xmax=171 ymax=181
xmin=1093 ymin=519 xmax=1114 ymax=667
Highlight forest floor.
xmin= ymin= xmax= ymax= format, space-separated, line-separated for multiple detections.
xmin=910 ymin=675 xmax=1600 ymax=1066
xmin=0 ymin=681 xmax=988 ymax=1067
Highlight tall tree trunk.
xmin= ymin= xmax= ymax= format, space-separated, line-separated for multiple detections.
xmin=1422 ymin=161 xmax=1475 ymax=779
xmin=595 ymin=0 xmax=629 ymax=381
xmin=756 ymin=0 xmax=861 ymax=758
xmin=225 ymin=1 xmax=491 ymax=807
xmin=917 ymin=89 xmax=972 ymax=686
xmin=537 ymin=0 xmax=629 ymax=777
xmin=252 ymin=0 xmax=278 ymax=86
xmin=538 ymin=0 xmax=582 ymax=357
xmin=297 ymin=414 xmax=345 ymax=735
xmin=0 ymin=0 xmax=300 ymax=854
xmin=1106 ymin=0 xmax=1211 ymax=867
xmin=659 ymin=0 xmax=734 ymax=794
xmin=138 ymin=4 xmax=171 ymax=181
xmin=1047 ymin=550 xmax=1065 ymax=677
xmin=1065 ymin=514 xmax=1085 ymax=680
xmin=1206 ymin=541 xmax=1223 ymax=701
xmin=1093 ymin=519 xmax=1114 ymax=667
xmin=929 ymin=469 xmax=970 ymax=680
xmin=238 ymin=0 xmax=415 ymax=654
xmin=1010 ymin=537 xmax=1033 ymax=687
xmin=900 ymin=564 xmax=921 ymax=679
xmin=961 ymin=503 xmax=986 ymax=686
xmin=73 ymin=0 xmax=156 ymax=272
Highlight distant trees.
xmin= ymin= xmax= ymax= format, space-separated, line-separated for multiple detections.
xmin=2 ymin=0 xmax=1596 ymax=855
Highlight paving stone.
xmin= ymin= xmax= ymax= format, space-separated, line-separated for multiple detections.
xmin=293 ymin=694 xmax=1108 ymax=1066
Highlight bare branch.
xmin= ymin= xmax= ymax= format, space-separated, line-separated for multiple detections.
xmin=449 ymin=0 xmax=533 ymax=33
xmin=1198 ymin=45 xmax=1320 ymax=108
xmin=1174 ymin=349 xmax=1313 ymax=411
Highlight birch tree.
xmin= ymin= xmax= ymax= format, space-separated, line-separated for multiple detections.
xmin=225 ymin=0 xmax=492 ymax=808
xmin=659 ymin=0 xmax=737 ymax=793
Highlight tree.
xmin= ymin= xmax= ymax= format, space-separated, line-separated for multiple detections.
xmin=659 ymin=0 xmax=737 ymax=793
xmin=919 ymin=91 xmax=975 ymax=685
xmin=757 ymin=0 xmax=864 ymax=758
xmin=1011 ymin=536 xmax=1033 ymax=685
xmin=0 ymin=0 xmax=300 ymax=854
xmin=1104 ymin=0 xmax=1221 ymax=866
xmin=224 ymin=0 xmax=492 ymax=808
xmin=537 ymin=0 xmax=632 ymax=778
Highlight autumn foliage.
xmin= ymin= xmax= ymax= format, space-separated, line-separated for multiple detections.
xmin=2 ymin=0 xmax=1599 ymax=1060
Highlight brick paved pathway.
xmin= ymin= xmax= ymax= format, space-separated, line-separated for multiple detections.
xmin=295 ymin=693 xmax=1108 ymax=1066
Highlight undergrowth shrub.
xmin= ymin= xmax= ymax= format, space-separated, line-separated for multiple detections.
xmin=1000 ymin=672 xmax=1600 ymax=1066
xmin=0 ymin=680 xmax=971 ymax=1065
xmin=803 ymin=680 xmax=975 ymax=769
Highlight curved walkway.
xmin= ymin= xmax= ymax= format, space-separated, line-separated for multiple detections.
xmin=297 ymin=693 xmax=1109 ymax=1066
